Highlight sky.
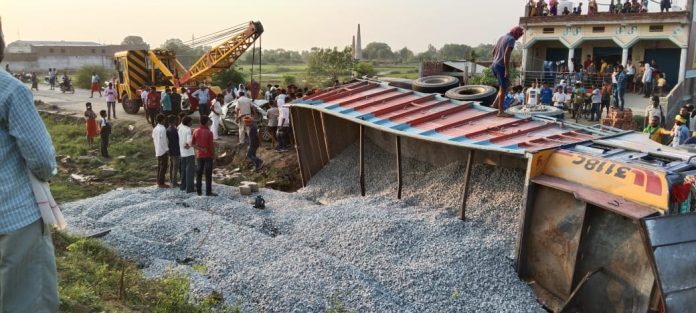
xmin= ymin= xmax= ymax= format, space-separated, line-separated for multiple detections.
xmin=0 ymin=0 xmax=528 ymax=53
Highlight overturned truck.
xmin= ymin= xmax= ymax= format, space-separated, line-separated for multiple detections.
xmin=290 ymin=80 xmax=696 ymax=313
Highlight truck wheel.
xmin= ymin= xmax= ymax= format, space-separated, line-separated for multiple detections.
xmin=412 ymin=75 xmax=460 ymax=94
xmin=122 ymin=94 xmax=140 ymax=114
xmin=445 ymin=85 xmax=498 ymax=106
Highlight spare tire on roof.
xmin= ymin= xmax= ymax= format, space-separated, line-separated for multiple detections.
xmin=445 ymin=85 xmax=498 ymax=106
xmin=411 ymin=75 xmax=460 ymax=94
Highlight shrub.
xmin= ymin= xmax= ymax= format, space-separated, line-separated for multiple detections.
xmin=283 ymin=74 xmax=297 ymax=86
xmin=212 ymin=67 xmax=246 ymax=88
xmin=353 ymin=61 xmax=376 ymax=77
xmin=74 ymin=65 xmax=114 ymax=90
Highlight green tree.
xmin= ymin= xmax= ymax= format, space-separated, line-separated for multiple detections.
xmin=438 ymin=44 xmax=471 ymax=60
xmin=472 ymin=44 xmax=495 ymax=61
xmin=416 ymin=44 xmax=438 ymax=61
xmin=353 ymin=61 xmax=376 ymax=77
xmin=307 ymin=47 xmax=354 ymax=81
xmin=74 ymin=65 xmax=114 ymax=90
xmin=362 ymin=42 xmax=395 ymax=61
xmin=121 ymin=36 xmax=148 ymax=48
xmin=160 ymin=39 xmax=208 ymax=69
xmin=212 ymin=67 xmax=246 ymax=88
xmin=283 ymin=74 xmax=297 ymax=86
xmin=470 ymin=67 xmax=519 ymax=87
xmin=397 ymin=47 xmax=415 ymax=63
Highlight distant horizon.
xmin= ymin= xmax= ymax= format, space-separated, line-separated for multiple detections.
xmin=1 ymin=0 xmax=529 ymax=54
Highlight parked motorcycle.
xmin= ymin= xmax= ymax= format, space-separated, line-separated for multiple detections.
xmin=59 ymin=80 xmax=75 ymax=93
xmin=220 ymin=99 xmax=272 ymax=141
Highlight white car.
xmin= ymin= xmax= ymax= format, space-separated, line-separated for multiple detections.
xmin=220 ymin=99 xmax=272 ymax=141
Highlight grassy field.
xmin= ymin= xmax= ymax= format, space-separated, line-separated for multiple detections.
xmin=235 ymin=63 xmax=420 ymax=87
xmin=44 ymin=113 xmax=157 ymax=203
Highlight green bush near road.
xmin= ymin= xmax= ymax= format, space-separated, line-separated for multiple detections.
xmin=74 ymin=65 xmax=114 ymax=90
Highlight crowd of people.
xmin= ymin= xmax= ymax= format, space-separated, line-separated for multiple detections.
xmin=129 ymin=81 xmax=310 ymax=194
xmin=526 ymin=0 xmax=673 ymax=17
xmin=642 ymin=98 xmax=696 ymax=147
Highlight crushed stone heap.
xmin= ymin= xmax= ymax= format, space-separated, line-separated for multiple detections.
xmin=62 ymin=140 xmax=544 ymax=313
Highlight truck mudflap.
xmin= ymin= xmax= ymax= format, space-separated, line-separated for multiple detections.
xmin=642 ymin=213 xmax=696 ymax=313
xmin=518 ymin=175 xmax=660 ymax=312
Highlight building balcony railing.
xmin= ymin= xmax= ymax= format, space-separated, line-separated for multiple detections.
xmin=520 ymin=70 xmax=640 ymax=90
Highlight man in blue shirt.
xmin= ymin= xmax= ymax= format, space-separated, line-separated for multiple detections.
xmin=192 ymin=85 xmax=211 ymax=116
xmin=539 ymin=81 xmax=553 ymax=106
xmin=615 ymin=65 xmax=628 ymax=111
xmin=0 ymin=23 xmax=59 ymax=311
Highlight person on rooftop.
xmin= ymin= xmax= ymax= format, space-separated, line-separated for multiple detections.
xmin=491 ymin=26 xmax=524 ymax=116
xmin=661 ymin=0 xmax=672 ymax=12
xmin=550 ymin=0 xmax=558 ymax=15
xmin=588 ymin=0 xmax=598 ymax=14
xmin=562 ymin=6 xmax=571 ymax=15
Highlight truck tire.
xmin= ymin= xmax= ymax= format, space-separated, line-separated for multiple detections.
xmin=445 ymin=85 xmax=498 ymax=106
xmin=122 ymin=94 xmax=140 ymax=114
xmin=411 ymin=75 xmax=459 ymax=94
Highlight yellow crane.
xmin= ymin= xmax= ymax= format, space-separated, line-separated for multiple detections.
xmin=113 ymin=21 xmax=263 ymax=114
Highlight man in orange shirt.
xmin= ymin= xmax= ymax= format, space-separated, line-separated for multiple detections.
xmin=191 ymin=116 xmax=217 ymax=196
xmin=146 ymin=86 xmax=161 ymax=128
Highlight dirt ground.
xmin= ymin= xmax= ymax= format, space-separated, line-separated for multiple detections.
xmin=33 ymin=82 xmax=302 ymax=192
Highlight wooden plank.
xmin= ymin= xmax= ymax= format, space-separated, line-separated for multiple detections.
xmin=459 ymin=150 xmax=475 ymax=220
xmin=290 ymin=107 xmax=307 ymax=187
xmin=360 ymin=124 xmax=365 ymax=197
xmin=320 ymin=112 xmax=332 ymax=162
xmin=311 ymin=110 xmax=327 ymax=166
xmin=396 ymin=136 xmax=403 ymax=199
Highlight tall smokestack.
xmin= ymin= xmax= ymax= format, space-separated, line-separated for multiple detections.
xmin=356 ymin=24 xmax=362 ymax=60
xmin=352 ymin=35 xmax=356 ymax=59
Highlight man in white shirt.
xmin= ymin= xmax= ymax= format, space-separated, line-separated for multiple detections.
xmin=236 ymin=91 xmax=253 ymax=144
xmin=210 ymin=95 xmax=223 ymax=140
xmin=644 ymin=95 xmax=665 ymax=127
xmin=525 ymin=82 xmax=540 ymax=107
xmin=151 ymin=114 xmax=169 ymax=188
xmin=276 ymin=90 xmax=287 ymax=107
xmin=104 ymin=82 xmax=118 ymax=119
xmin=642 ymin=62 xmax=653 ymax=98
xmin=177 ymin=116 xmax=195 ymax=193
xmin=141 ymin=86 xmax=150 ymax=123
xmin=277 ymin=100 xmax=291 ymax=152
xmin=552 ymin=87 xmax=567 ymax=109
xmin=625 ymin=59 xmax=635 ymax=91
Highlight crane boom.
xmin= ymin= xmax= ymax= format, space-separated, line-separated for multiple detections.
xmin=179 ymin=21 xmax=263 ymax=85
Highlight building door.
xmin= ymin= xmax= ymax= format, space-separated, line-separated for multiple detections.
xmin=644 ymin=48 xmax=680 ymax=90
xmin=592 ymin=47 xmax=624 ymax=67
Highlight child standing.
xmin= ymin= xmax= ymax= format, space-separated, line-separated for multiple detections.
xmin=525 ymin=82 xmax=540 ymax=107
xmin=99 ymin=110 xmax=111 ymax=158
xmin=657 ymin=73 xmax=667 ymax=96
xmin=84 ymin=102 xmax=98 ymax=147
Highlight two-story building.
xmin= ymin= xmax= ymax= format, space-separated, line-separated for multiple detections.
xmin=519 ymin=2 xmax=696 ymax=117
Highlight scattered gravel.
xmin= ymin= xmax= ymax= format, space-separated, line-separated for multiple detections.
xmin=61 ymin=139 xmax=543 ymax=312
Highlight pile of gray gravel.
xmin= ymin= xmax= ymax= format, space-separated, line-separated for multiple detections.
xmin=61 ymin=139 xmax=543 ymax=312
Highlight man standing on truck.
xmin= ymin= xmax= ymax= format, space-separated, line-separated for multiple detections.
xmin=491 ymin=26 xmax=524 ymax=117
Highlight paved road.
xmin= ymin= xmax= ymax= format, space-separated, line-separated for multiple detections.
xmin=30 ymin=82 xmax=150 ymax=126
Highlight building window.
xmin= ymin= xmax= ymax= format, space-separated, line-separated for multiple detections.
xmin=649 ymin=25 xmax=664 ymax=32
xmin=543 ymin=27 xmax=555 ymax=34
xmin=592 ymin=26 xmax=605 ymax=33
xmin=91 ymin=49 xmax=96 ymax=53
xmin=60 ymin=48 xmax=65 ymax=53
xmin=101 ymin=49 xmax=106 ymax=54
xmin=49 ymin=48 xmax=54 ymax=53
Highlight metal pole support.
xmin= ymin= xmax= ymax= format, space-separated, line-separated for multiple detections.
xmin=460 ymin=150 xmax=475 ymax=220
